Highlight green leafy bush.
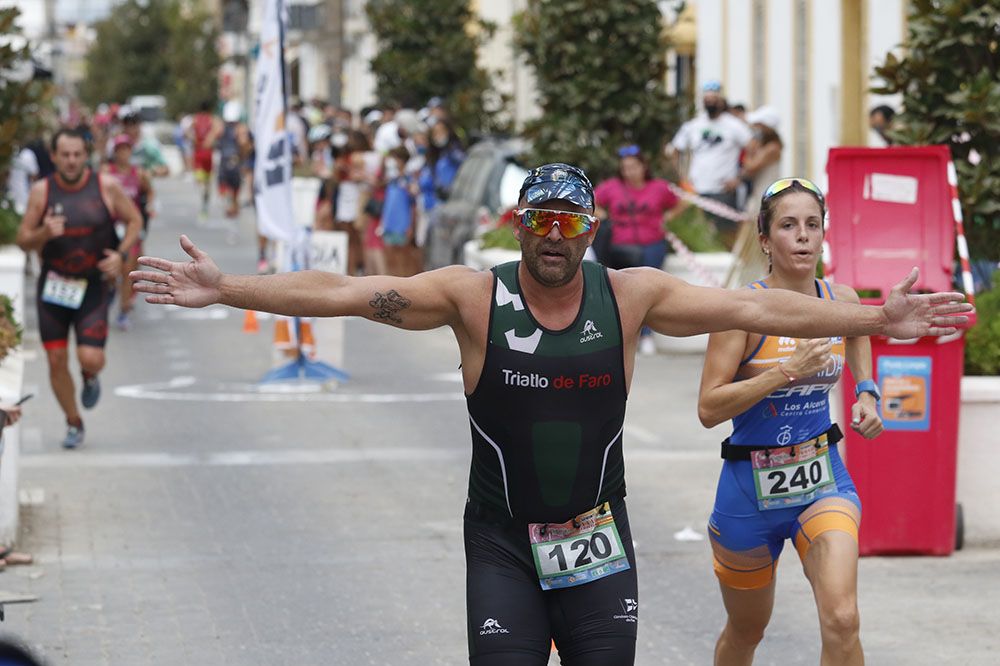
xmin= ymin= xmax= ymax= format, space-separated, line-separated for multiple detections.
xmin=0 ymin=294 xmax=21 ymax=363
xmin=479 ymin=226 xmax=520 ymax=251
xmin=666 ymin=206 xmax=728 ymax=253
xmin=965 ymin=274 xmax=1000 ymax=375
xmin=0 ymin=198 xmax=20 ymax=246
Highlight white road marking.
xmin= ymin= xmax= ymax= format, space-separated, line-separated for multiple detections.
xmin=113 ymin=376 xmax=465 ymax=403
xmin=624 ymin=424 xmax=659 ymax=444
xmin=21 ymin=427 xmax=42 ymax=454
xmin=20 ymin=447 xmax=465 ymax=469
xmin=18 ymin=487 xmax=45 ymax=506
xmin=20 ymin=446 xmax=715 ymax=469
xmin=430 ymin=371 xmax=464 ymax=383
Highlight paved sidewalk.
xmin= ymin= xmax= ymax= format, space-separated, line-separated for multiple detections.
xmin=0 ymin=176 xmax=996 ymax=664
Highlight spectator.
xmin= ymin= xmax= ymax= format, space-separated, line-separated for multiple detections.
xmin=594 ymin=145 xmax=680 ymax=354
xmin=669 ymin=80 xmax=753 ymax=248
xmin=741 ymin=106 xmax=784 ymax=220
xmin=380 ymin=146 xmax=416 ymax=276
xmin=6 ymin=143 xmax=40 ymax=215
xmin=286 ymin=98 xmax=310 ymax=163
xmin=373 ymin=103 xmax=401 ymax=154
xmin=869 ymin=104 xmax=896 ymax=146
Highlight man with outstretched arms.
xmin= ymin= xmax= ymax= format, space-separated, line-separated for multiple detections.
xmin=132 ymin=164 xmax=970 ymax=665
xmin=17 ymin=128 xmax=143 ymax=449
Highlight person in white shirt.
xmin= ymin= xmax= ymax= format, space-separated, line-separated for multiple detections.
xmin=7 ymin=146 xmax=39 ymax=215
xmin=669 ymin=81 xmax=753 ymax=247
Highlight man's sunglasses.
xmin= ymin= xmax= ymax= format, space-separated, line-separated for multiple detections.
xmin=515 ymin=208 xmax=597 ymax=239
xmin=761 ymin=178 xmax=825 ymax=204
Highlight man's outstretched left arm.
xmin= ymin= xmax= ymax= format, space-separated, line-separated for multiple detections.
xmin=638 ymin=267 xmax=972 ymax=340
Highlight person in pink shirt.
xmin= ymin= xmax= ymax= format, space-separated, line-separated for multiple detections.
xmin=594 ymin=145 xmax=680 ymax=353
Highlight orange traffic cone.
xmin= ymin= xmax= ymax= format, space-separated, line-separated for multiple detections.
xmin=243 ymin=310 xmax=259 ymax=333
xmin=300 ymin=319 xmax=316 ymax=359
xmin=273 ymin=317 xmax=295 ymax=350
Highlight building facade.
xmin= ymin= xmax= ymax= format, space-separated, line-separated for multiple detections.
xmin=691 ymin=0 xmax=907 ymax=187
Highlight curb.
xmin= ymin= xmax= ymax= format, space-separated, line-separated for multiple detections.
xmin=0 ymin=246 xmax=26 ymax=547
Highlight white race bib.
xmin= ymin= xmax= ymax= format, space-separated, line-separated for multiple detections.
xmin=41 ymin=271 xmax=88 ymax=310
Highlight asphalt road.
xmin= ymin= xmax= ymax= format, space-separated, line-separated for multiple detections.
xmin=1 ymin=176 xmax=997 ymax=665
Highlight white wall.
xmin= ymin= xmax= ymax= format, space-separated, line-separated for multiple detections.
xmin=695 ymin=0 xmax=724 ymax=91
xmin=724 ymin=0 xmax=753 ymax=108
xmin=866 ymin=0 xmax=905 ymax=146
xmin=341 ymin=0 xmax=377 ymax=114
xmin=477 ymin=0 xmax=539 ymax=130
xmin=810 ymin=1 xmax=841 ymax=189
xmin=691 ymin=0 xmax=907 ymax=183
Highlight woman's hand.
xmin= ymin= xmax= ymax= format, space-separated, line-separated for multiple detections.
xmin=850 ymin=396 xmax=884 ymax=439
xmin=782 ymin=338 xmax=834 ymax=379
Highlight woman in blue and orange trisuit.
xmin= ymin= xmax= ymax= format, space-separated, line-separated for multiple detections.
xmin=698 ymin=178 xmax=884 ymax=666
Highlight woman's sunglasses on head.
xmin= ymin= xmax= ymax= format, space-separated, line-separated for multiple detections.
xmin=761 ymin=178 xmax=825 ymax=204
xmin=617 ymin=144 xmax=641 ymax=158
xmin=515 ymin=208 xmax=597 ymax=239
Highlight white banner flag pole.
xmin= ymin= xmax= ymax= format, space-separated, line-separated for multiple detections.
xmin=253 ymin=0 xmax=348 ymax=384
xmin=253 ymin=0 xmax=296 ymax=245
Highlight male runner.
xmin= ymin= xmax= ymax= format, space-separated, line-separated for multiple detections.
xmin=17 ymin=128 xmax=143 ymax=448
xmin=132 ymin=164 xmax=970 ymax=665
xmin=188 ymin=101 xmax=222 ymax=216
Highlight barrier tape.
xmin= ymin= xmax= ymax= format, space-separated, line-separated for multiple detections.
xmin=664 ymin=230 xmax=723 ymax=288
xmin=666 ymin=182 xmax=752 ymax=224
xmin=947 ymin=160 xmax=975 ymax=304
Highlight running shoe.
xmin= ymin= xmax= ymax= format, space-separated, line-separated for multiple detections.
xmin=116 ymin=311 xmax=130 ymax=331
xmin=81 ymin=375 xmax=101 ymax=409
xmin=62 ymin=424 xmax=84 ymax=449
xmin=257 ymin=258 xmax=270 ymax=275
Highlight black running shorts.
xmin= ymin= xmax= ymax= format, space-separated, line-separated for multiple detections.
xmin=37 ymin=271 xmax=112 ymax=350
xmin=464 ymin=495 xmax=638 ymax=666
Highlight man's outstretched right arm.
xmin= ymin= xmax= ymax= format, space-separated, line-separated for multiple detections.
xmin=131 ymin=235 xmax=472 ymax=331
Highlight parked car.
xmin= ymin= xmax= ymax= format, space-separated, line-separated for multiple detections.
xmin=425 ymin=138 xmax=529 ymax=269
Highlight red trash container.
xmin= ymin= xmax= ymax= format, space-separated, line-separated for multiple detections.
xmin=826 ymin=146 xmax=972 ymax=555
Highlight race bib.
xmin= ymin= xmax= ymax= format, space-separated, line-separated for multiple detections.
xmin=529 ymin=502 xmax=630 ymax=590
xmin=751 ymin=443 xmax=836 ymax=511
xmin=42 ymin=271 xmax=88 ymax=310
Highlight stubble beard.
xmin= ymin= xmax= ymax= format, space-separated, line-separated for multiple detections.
xmin=522 ymin=242 xmax=579 ymax=288
xmin=57 ymin=165 xmax=84 ymax=184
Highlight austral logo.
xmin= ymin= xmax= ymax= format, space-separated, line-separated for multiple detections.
xmin=580 ymin=319 xmax=604 ymax=343
xmin=479 ymin=618 xmax=510 ymax=635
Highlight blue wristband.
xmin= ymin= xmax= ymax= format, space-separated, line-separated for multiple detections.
xmin=854 ymin=379 xmax=881 ymax=402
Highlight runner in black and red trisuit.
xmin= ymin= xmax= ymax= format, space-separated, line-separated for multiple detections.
xmin=103 ymin=133 xmax=153 ymax=330
xmin=132 ymin=164 xmax=970 ymax=665
xmin=17 ymin=128 xmax=143 ymax=449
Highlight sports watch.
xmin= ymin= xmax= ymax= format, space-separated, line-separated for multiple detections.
xmin=854 ymin=379 xmax=881 ymax=402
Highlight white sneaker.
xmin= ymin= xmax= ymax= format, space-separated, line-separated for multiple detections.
xmin=639 ymin=336 xmax=657 ymax=356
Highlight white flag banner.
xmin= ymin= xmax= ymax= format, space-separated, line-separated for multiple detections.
xmin=253 ymin=0 xmax=296 ymax=243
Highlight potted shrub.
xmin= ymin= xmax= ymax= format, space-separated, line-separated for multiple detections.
xmin=958 ymin=273 xmax=1000 ymax=546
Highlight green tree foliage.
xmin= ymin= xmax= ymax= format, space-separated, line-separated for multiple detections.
xmin=872 ymin=0 xmax=1000 ymax=263
xmin=79 ymin=0 xmax=220 ymax=118
xmin=513 ymin=0 xmax=683 ymax=182
xmin=965 ymin=273 xmax=1000 ymax=375
xmin=0 ymin=6 xmax=54 ymax=175
xmin=365 ymin=0 xmax=505 ymax=135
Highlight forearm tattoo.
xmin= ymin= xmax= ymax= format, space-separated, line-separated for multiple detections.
xmin=369 ymin=290 xmax=411 ymax=324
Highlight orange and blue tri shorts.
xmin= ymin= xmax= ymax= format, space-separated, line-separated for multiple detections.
xmin=708 ymin=445 xmax=861 ymax=590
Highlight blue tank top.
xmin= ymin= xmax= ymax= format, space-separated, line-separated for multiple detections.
xmin=730 ymin=279 xmax=845 ymax=447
